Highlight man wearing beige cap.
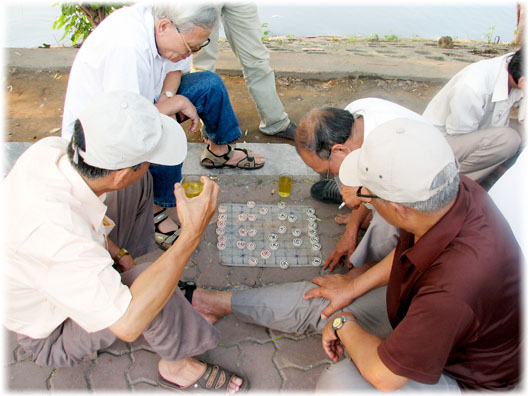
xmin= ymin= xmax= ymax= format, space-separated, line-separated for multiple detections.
xmin=5 ymin=91 xmax=247 ymax=393
xmin=192 ymin=118 xmax=520 ymax=391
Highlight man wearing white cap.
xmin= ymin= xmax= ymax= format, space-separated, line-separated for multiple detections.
xmin=192 ymin=118 xmax=520 ymax=391
xmin=5 ymin=91 xmax=247 ymax=393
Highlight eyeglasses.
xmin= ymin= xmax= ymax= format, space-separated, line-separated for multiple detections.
xmin=356 ymin=186 xmax=379 ymax=199
xmin=176 ymin=26 xmax=210 ymax=54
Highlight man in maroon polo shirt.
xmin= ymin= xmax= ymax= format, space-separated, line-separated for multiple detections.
xmin=317 ymin=117 xmax=520 ymax=391
xmin=191 ymin=117 xmax=521 ymax=391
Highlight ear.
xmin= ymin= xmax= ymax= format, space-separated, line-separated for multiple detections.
xmin=388 ymin=201 xmax=408 ymax=219
xmin=111 ymin=168 xmax=133 ymax=190
xmin=518 ymin=76 xmax=526 ymax=91
xmin=330 ymin=143 xmax=352 ymax=157
xmin=155 ymin=18 xmax=173 ymax=35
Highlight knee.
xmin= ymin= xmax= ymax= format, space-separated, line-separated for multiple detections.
xmin=195 ymin=70 xmax=226 ymax=91
xmin=501 ymin=129 xmax=522 ymax=158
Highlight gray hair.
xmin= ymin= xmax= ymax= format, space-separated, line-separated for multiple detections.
xmin=150 ymin=2 xmax=219 ymax=33
xmin=401 ymin=162 xmax=460 ymax=213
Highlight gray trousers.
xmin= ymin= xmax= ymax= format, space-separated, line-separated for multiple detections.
xmin=16 ymin=172 xmax=219 ymax=367
xmin=191 ymin=2 xmax=290 ymax=134
xmin=232 ymin=282 xmax=460 ymax=392
xmin=349 ymin=209 xmax=399 ymax=268
xmin=445 ymin=124 xmax=522 ymax=183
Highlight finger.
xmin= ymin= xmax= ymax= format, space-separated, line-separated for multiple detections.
xmin=310 ymin=276 xmax=324 ymax=286
xmin=303 ymin=287 xmax=323 ymax=300
xmin=173 ymin=182 xmax=187 ymax=202
xmin=322 ymin=304 xmax=339 ymax=320
xmin=322 ymin=340 xmax=339 ymax=363
xmin=188 ymin=118 xmax=199 ymax=134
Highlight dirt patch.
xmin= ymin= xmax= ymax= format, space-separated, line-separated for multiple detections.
xmin=5 ymin=70 xmax=442 ymax=143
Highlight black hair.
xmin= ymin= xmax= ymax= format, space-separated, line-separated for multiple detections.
xmin=508 ymin=48 xmax=523 ymax=84
xmin=67 ymin=120 xmax=142 ymax=179
xmin=296 ymin=107 xmax=355 ymax=159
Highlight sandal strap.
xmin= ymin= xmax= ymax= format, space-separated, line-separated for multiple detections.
xmin=200 ymin=364 xmax=229 ymax=390
xmin=200 ymin=144 xmax=234 ymax=167
xmin=153 ymin=209 xmax=168 ymax=226
xmin=234 ymin=148 xmax=256 ymax=168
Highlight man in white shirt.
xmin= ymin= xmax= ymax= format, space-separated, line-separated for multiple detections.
xmin=423 ymin=49 xmax=524 ymax=183
xmin=6 ymin=91 xmax=246 ymax=393
xmin=62 ymin=2 xmax=264 ymax=251
xmin=296 ymin=97 xmax=430 ymax=273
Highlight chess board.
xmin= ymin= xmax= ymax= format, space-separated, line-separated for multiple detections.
xmin=215 ymin=202 xmax=323 ymax=268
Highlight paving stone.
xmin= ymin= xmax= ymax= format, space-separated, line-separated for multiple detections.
xmin=282 ymin=364 xmax=330 ymax=391
xmin=89 ymin=352 xmax=131 ymax=390
xmin=236 ymin=342 xmax=282 ymax=391
xmin=129 ymin=335 xmax=155 ymax=353
xmin=274 ymin=333 xmax=329 ymax=368
xmin=214 ymin=315 xmax=271 ymax=345
xmin=6 ymin=361 xmax=53 ymax=391
xmin=50 ymin=360 xmax=92 ymax=390
xmin=228 ymin=266 xmax=262 ymax=287
xmin=132 ymin=381 xmax=167 ymax=392
xmin=128 ymin=349 xmax=159 ymax=385
xmin=197 ymin=344 xmax=241 ymax=375
xmin=260 ymin=265 xmax=321 ymax=284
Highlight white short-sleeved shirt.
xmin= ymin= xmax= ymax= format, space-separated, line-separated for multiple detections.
xmin=423 ymin=52 xmax=524 ymax=135
xmin=4 ymin=137 xmax=132 ymax=339
xmin=61 ymin=4 xmax=190 ymax=140
xmin=345 ymin=97 xmax=431 ymax=140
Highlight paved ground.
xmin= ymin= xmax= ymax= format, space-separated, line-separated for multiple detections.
xmin=3 ymin=36 xmax=518 ymax=393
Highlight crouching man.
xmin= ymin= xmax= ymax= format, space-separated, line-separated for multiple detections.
xmin=192 ymin=118 xmax=520 ymax=391
xmin=5 ymin=91 xmax=247 ymax=393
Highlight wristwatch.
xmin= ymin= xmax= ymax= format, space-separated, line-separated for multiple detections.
xmin=113 ymin=248 xmax=130 ymax=263
xmin=163 ymin=90 xmax=174 ymax=98
xmin=331 ymin=315 xmax=356 ymax=339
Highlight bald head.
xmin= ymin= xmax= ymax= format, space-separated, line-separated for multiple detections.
xmin=295 ymin=107 xmax=355 ymax=159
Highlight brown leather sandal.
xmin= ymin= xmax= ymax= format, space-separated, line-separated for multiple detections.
xmin=157 ymin=362 xmax=249 ymax=393
xmin=200 ymin=144 xmax=264 ymax=170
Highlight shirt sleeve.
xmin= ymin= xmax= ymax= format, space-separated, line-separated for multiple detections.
xmin=444 ymin=84 xmax=487 ymax=135
xmin=34 ymin=225 xmax=132 ymax=333
xmin=378 ymin=289 xmax=478 ymax=384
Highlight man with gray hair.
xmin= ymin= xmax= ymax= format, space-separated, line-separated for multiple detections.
xmin=191 ymin=118 xmax=521 ymax=391
xmin=6 ymin=91 xmax=247 ymax=393
xmin=62 ymin=1 xmax=264 ymax=252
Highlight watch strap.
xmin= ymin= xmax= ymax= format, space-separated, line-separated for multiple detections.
xmin=114 ymin=248 xmax=129 ymax=263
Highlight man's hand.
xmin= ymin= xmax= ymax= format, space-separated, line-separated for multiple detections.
xmin=304 ymin=274 xmax=356 ymax=320
xmin=155 ymin=95 xmax=199 ymax=134
xmin=174 ymin=176 xmax=219 ymax=238
xmin=321 ymin=314 xmax=349 ymax=362
xmin=324 ymin=231 xmax=358 ymax=272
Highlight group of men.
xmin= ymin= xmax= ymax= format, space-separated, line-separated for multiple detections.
xmin=4 ymin=1 xmax=524 ymax=393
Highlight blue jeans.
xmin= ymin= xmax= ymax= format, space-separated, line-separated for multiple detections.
xmin=150 ymin=71 xmax=242 ymax=207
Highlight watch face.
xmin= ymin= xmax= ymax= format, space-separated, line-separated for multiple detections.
xmin=332 ymin=316 xmax=343 ymax=330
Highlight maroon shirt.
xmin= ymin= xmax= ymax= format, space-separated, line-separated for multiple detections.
xmin=377 ymin=175 xmax=520 ymax=390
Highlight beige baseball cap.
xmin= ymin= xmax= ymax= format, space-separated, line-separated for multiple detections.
xmin=338 ymin=117 xmax=457 ymax=203
xmin=76 ymin=91 xmax=187 ymax=170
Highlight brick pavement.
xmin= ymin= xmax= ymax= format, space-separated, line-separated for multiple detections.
xmin=5 ymin=172 xmax=352 ymax=392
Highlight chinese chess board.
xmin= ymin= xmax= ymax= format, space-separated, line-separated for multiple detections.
xmin=215 ymin=202 xmax=323 ymax=268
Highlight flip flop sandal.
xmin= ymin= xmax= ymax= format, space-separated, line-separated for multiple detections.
xmin=178 ymin=280 xmax=196 ymax=303
xmin=200 ymin=145 xmax=264 ymax=170
xmin=154 ymin=208 xmax=181 ymax=251
xmin=270 ymin=122 xmax=297 ymax=141
xmin=157 ymin=362 xmax=249 ymax=393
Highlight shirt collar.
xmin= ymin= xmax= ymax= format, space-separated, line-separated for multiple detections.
xmin=491 ymin=53 xmax=515 ymax=103
xmin=57 ymin=154 xmax=109 ymax=232
xmin=401 ymin=176 xmax=469 ymax=271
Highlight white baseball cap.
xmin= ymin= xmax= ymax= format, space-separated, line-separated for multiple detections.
xmin=338 ymin=118 xmax=457 ymax=203
xmin=76 ymin=91 xmax=187 ymax=170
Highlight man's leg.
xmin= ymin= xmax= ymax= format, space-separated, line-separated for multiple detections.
xmin=315 ymin=358 xmax=461 ymax=393
xmin=105 ymin=170 xmax=157 ymax=257
xmin=349 ymin=210 xmax=399 ymax=268
xmin=191 ymin=18 xmax=221 ymax=72
xmin=445 ymin=127 xmax=521 ymax=183
xmin=220 ymin=3 xmax=290 ymax=135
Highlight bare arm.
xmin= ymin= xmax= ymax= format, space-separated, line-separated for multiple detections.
xmin=322 ymin=312 xmax=408 ymax=391
xmin=155 ymin=71 xmax=199 ymax=133
xmin=108 ymin=177 xmax=219 ymax=342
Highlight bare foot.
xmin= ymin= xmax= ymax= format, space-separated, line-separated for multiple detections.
xmin=192 ymin=288 xmax=233 ymax=324
xmin=334 ymin=213 xmax=351 ymax=225
xmin=158 ymin=358 xmax=244 ymax=394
